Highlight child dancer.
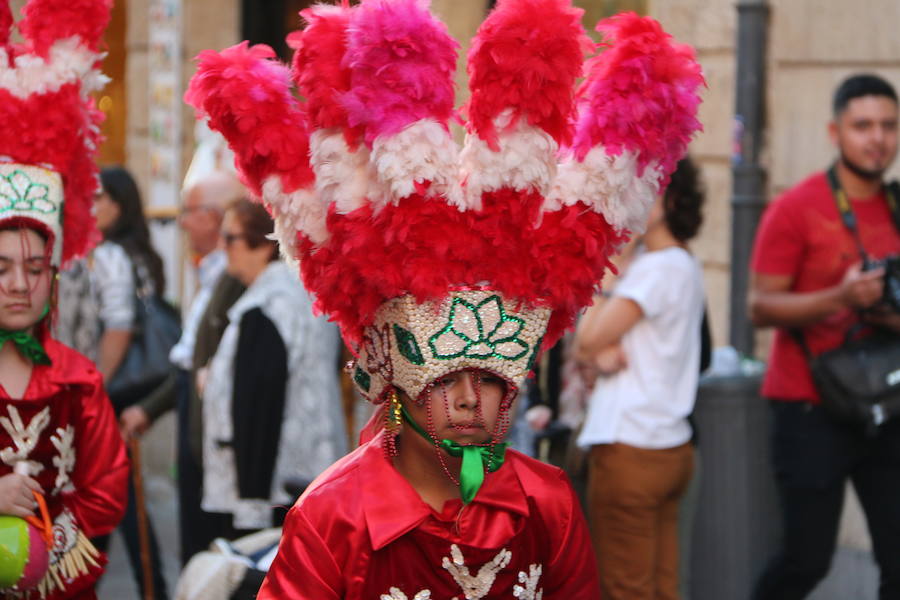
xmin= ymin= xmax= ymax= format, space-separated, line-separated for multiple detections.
xmin=186 ymin=0 xmax=703 ymax=597
xmin=0 ymin=0 xmax=128 ymax=597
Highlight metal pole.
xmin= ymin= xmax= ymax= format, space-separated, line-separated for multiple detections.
xmin=730 ymin=0 xmax=770 ymax=357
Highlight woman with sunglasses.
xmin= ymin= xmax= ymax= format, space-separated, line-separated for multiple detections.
xmin=198 ymin=199 xmax=345 ymax=540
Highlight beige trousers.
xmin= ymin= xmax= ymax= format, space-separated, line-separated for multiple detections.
xmin=587 ymin=442 xmax=695 ymax=600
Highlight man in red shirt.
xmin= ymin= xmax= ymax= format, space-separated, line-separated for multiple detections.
xmin=750 ymin=74 xmax=900 ymax=599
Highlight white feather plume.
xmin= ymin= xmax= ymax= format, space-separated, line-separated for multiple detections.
xmin=0 ymin=37 xmax=107 ymax=99
xmin=261 ymin=177 xmax=327 ymax=265
xmin=459 ymin=110 xmax=558 ymax=210
xmin=545 ymin=146 xmax=662 ymax=236
xmin=368 ymin=119 xmax=463 ymax=211
xmin=309 ymin=129 xmax=373 ymax=215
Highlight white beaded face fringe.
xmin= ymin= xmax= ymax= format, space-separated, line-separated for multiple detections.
xmin=353 ymin=289 xmax=551 ymax=403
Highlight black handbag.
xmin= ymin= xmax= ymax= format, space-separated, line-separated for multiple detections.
xmin=790 ymin=166 xmax=900 ymax=435
xmin=106 ymin=284 xmax=181 ymax=410
xmin=795 ymin=327 xmax=900 ymax=434
xmin=792 ymin=166 xmax=900 ymax=434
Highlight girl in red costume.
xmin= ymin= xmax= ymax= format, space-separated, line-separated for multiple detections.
xmin=0 ymin=0 xmax=128 ymax=597
xmin=186 ymin=0 xmax=703 ymax=597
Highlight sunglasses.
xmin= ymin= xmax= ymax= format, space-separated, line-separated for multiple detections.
xmin=222 ymin=232 xmax=247 ymax=246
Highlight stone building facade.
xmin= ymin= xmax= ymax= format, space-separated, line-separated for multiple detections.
xmin=3 ymin=0 xmax=894 ymax=347
xmin=103 ymin=0 xmax=900 ymax=352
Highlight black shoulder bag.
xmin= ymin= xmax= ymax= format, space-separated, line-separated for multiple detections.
xmin=790 ymin=166 xmax=900 ymax=435
xmin=106 ymin=263 xmax=182 ymax=411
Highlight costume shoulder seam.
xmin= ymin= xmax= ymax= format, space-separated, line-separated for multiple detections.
xmin=45 ymin=339 xmax=103 ymax=389
xmin=507 ymin=449 xmax=567 ymax=479
xmin=299 ymin=443 xmax=367 ymax=502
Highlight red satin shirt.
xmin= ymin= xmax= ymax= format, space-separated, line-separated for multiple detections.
xmin=0 ymin=338 xmax=129 ymax=599
xmin=259 ymin=432 xmax=600 ymax=599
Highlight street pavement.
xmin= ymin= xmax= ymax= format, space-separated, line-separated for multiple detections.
xmin=97 ymin=414 xmax=181 ymax=600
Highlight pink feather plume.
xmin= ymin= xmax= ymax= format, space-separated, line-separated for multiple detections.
xmin=185 ymin=42 xmax=314 ymax=197
xmin=340 ymin=0 xmax=458 ymax=146
xmin=571 ymin=12 xmax=705 ymax=180
xmin=465 ymin=0 xmax=590 ymax=150
xmin=19 ymin=0 xmax=112 ymax=57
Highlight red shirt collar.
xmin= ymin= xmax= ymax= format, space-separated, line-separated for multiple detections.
xmin=358 ymin=431 xmax=531 ymax=550
xmin=0 ymin=338 xmax=99 ymax=400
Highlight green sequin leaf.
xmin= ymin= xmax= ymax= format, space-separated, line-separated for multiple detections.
xmin=526 ymin=334 xmax=545 ymax=372
xmin=393 ymin=324 xmax=425 ymax=365
xmin=353 ymin=366 xmax=371 ymax=392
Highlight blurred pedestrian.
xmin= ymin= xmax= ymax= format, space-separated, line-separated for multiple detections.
xmin=750 ymin=74 xmax=900 ymax=599
xmin=0 ymin=1 xmax=130 ymax=594
xmin=89 ymin=166 xmax=170 ymax=600
xmin=200 ymin=199 xmax=344 ymax=536
xmin=575 ymin=157 xmax=706 ymax=600
xmin=168 ymin=170 xmax=246 ymax=566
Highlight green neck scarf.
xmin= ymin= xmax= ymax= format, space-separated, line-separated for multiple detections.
xmin=0 ymin=305 xmax=51 ymax=366
xmin=400 ymin=404 xmax=508 ymax=504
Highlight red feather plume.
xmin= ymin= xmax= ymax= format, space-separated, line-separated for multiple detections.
xmin=290 ymin=4 xmax=360 ymax=146
xmin=0 ymin=2 xmax=12 ymax=50
xmin=185 ymin=42 xmax=314 ymax=197
xmin=19 ymin=0 xmax=112 ymax=57
xmin=465 ymin=0 xmax=591 ymax=150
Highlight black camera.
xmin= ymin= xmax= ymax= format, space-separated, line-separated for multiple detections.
xmin=865 ymin=255 xmax=900 ymax=312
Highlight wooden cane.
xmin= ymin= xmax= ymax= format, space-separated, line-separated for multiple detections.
xmin=129 ymin=437 xmax=155 ymax=600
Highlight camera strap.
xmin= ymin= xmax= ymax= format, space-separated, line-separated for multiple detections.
xmin=826 ymin=163 xmax=900 ymax=265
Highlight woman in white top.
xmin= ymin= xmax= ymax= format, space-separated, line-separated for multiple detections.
xmin=574 ymin=157 xmax=706 ymax=600
xmin=89 ymin=166 xmax=170 ymax=599
xmin=202 ymin=199 xmax=346 ymax=533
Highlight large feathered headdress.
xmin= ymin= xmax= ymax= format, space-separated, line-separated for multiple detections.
xmin=0 ymin=0 xmax=110 ymax=267
xmin=186 ymin=0 xmax=704 ymax=405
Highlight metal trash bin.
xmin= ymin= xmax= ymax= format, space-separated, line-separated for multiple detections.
xmin=690 ymin=373 xmax=779 ymax=600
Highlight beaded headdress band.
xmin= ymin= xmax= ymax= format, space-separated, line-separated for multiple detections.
xmin=0 ymin=0 xmax=109 ymax=268
xmin=186 ymin=0 xmax=704 ymax=406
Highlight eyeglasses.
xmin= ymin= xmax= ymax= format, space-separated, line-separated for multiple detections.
xmin=222 ymin=232 xmax=246 ymax=246
xmin=180 ymin=204 xmax=218 ymax=218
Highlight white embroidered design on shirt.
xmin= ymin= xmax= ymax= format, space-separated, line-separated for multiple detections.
xmin=0 ymin=405 xmax=49 ymax=475
xmin=513 ymin=564 xmax=543 ymax=599
xmin=381 ymin=588 xmax=432 ymax=600
xmin=50 ymin=426 xmax=76 ymax=493
xmin=442 ymin=543 xmax=512 ymax=600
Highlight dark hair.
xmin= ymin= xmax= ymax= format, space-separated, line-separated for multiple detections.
xmin=833 ymin=74 xmax=898 ymax=116
xmin=227 ymin=198 xmax=278 ymax=261
xmin=99 ymin=166 xmax=166 ymax=295
xmin=663 ymin=156 xmax=705 ymax=243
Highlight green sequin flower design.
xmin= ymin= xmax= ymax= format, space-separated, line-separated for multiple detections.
xmin=0 ymin=170 xmax=55 ymax=215
xmin=429 ymin=295 xmax=529 ymax=361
